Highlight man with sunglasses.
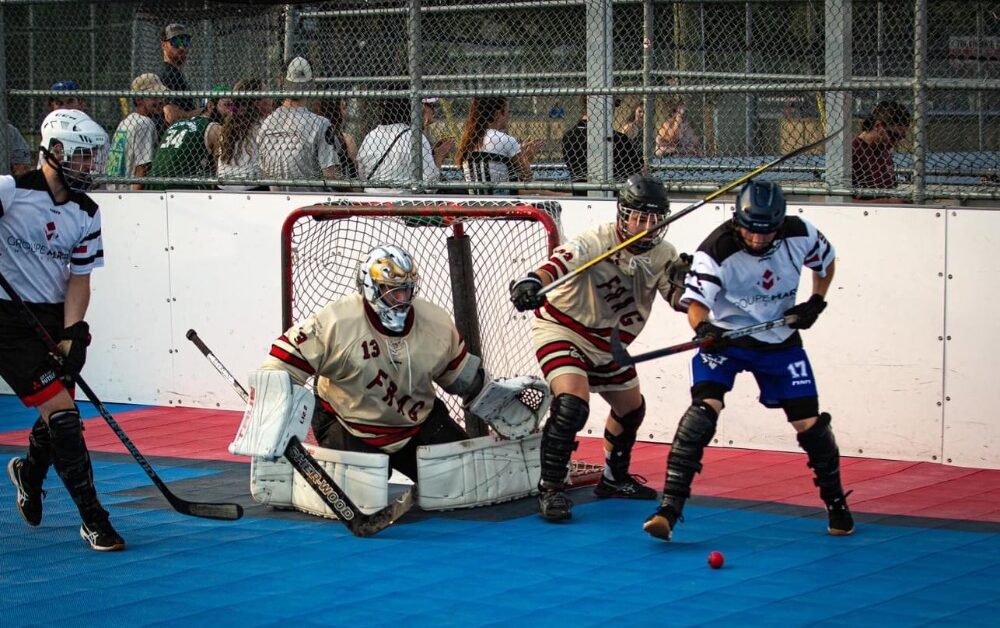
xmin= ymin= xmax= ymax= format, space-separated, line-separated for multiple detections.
xmin=852 ymin=100 xmax=911 ymax=203
xmin=160 ymin=23 xmax=199 ymax=125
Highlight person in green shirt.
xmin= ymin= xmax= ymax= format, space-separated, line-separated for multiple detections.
xmin=148 ymin=88 xmax=226 ymax=190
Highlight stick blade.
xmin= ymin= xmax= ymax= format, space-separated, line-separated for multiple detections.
xmin=610 ymin=326 xmax=634 ymax=366
xmin=172 ymin=498 xmax=244 ymax=521
xmin=350 ymin=490 xmax=414 ymax=537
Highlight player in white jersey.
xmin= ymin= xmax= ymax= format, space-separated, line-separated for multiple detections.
xmin=509 ymin=175 xmax=688 ymax=521
xmin=643 ymin=180 xmax=853 ymax=542
xmin=260 ymin=245 xmax=486 ymax=481
xmin=2 ymin=109 xmax=124 ymax=551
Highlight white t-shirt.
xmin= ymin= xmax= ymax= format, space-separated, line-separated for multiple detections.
xmin=257 ymin=106 xmax=339 ymax=191
xmin=357 ymin=123 xmax=439 ymax=194
xmin=106 ymin=112 xmax=158 ymax=190
xmin=461 ymin=128 xmax=522 ymax=190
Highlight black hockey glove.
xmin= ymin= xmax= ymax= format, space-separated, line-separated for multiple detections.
xmin=784 ymin=294 xmax=827 ymax=330
xmin=56 ymin=320 xmax=91 ymax=378
xmin=694 ymin=320 xmax=730 ymax=352
xmin=665 ymin=253 xmax=693 ymax=313
xmin=509 ymin=273 xmax=546 ymax=312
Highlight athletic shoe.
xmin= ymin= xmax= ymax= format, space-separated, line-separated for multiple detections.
xmin=826 ymin=491 xmax=855 ymax=536
xmin=80 ymin=519 xmax=126 ymax=552
xmin=7 ymin=458 xmax=44 ymax=527
xmin=594 ymin=473 xmax=656 ymax=500
xmin=643 ymin=503 xmax=681 ymax=541
xmin=538 ymin=488 xmax=573 ymax=522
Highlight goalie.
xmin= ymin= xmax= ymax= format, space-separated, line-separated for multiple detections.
xmin=244 ymin=244 xmax=550 ymax=516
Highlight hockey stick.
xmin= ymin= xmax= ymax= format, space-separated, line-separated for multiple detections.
xmin=0 ymin=272 xmax=243 ymax=520
xmin=185 ymin=329 xmax=413 ymax=537
xmin=539 ymin=128 xmax=842 ymax=297
xmin=610 ymin=315 xmax=798 ymax=367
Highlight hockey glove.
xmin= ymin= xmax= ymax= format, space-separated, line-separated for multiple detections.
xmin=784 ymin=294 xmax=827 ymax=330
xmin=665 ymin=253 xmax=693 ymax=313
xmin=694 ymin=320 xmax=730 ymax=352
xmin=57 ymin=320 xmax=91 ymax=378
xmin=509 ymin=273 xmax=546 ymax=312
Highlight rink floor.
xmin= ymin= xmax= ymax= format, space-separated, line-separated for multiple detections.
xmin=2 ymin=395 xmax=1000 ymax=627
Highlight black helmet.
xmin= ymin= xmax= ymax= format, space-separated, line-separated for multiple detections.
xmin=733 ymin=180 xmax=786 ymax=233
xmin=617 ymin=175 xmax=670 ymax=252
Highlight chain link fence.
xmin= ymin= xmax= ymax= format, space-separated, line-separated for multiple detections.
xmin=1 ymin=0 xmax=997 ymax=201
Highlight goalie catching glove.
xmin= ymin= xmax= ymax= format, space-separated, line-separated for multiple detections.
xmin=229 ymin=369 xmax=313 ymax=460
xmin=467 ymin=375 xmax=551 ymax=439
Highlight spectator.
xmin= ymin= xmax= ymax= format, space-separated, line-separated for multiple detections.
xmin=456 ymin=96 xmax=543 ymax=196
xmin=147 ymin=88 xmax=226 ymax=190
xmin=217 ymin=78 xmax=274 ymax=191
xmin=257 ymin=57 xmax=340 ymax=192
xmin=106 ymin=73 xmax=167 ymax=191
xmin=654 ymin=99 xmax=702 ymax=157
xmin=561 ymin=96 xmax=643 ymax=195
xmin=852 ymin=100 xmax=911 ymax=203
xmin=357 ymin=95 xmax=452 ymax=195
xmin=160 ymin=23 xmax=200 ymax=124
xmin=47 ymin=80 xmax=87 ymax=114
xmin=6 ymin=123 xmax=32 ymax=175
xmin=314 ymin=97 xmax=359 ymax=185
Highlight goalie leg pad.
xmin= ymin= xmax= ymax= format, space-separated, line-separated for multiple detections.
xmin=605 ymin=397 xmax=645 ymax=481
xmin=796 ymin=412 xmax=845 ymax=502
xmin=250 ymin=444 xmax=390 ymax=517
xmin=539 ymin=394 xmax=589 ymax=487
xmin=416 ymin=433 xmax=542 ymax=510
xmin=230 ymin=369 xmax=313 ymax=460
xmin=662 ymin=402 xmax=718 ymax=508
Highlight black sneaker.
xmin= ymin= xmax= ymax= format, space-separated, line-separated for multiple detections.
xmin=826 ymin=490 xmax=855 ymax=536
xmin=594 ymin=473 xmax=657 ymax=500
xmin=80 ymin=519 xmax=126 ymax=552
xmin=538 ymin=488 xmax=573 ymax=522
xmin=7 ymin=458 xmax=44 ymax=527
xmin=643 ymin=503 xmax=681 ymax=541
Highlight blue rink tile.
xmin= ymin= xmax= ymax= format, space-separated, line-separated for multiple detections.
xmin=0 ymin=393 xmax=150 ymax=432
xmin=3 ymin=463 xmax=1000 ymax=627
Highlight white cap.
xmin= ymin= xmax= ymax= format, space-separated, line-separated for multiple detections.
xmin=422 ymin=97 xmax=439 ymax=105
xmin=285 ymin=57 xmax=314 ymax=84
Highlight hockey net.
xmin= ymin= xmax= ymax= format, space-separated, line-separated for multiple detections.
xmin=282 ymin=199 xmax=603 ymax=485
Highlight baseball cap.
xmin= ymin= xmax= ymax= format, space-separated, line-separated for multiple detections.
xmin=422 ymin=97 xmax=440 ymax=105
xmin=162 ymin=23 xmax=190 ymax=41
xmin=52 ymin=80 xmax=81 ymax=91
xmin=285 ymin=56 xmax=314 ymax=84
xmin=131 ymin=73 xmax=168 ymax=93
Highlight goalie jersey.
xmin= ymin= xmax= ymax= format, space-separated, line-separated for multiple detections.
xmin=534 ymin=222 xmax=679 ymax=350
xmin=262 ymin=294 xmax=474 ymax=452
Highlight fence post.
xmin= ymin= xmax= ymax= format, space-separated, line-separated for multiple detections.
xmin=585 ymin=0 xmax=613 ymax=194
xmin=824 ymin=0 xmax=852 ymax=199
xmin=408 ymin=0 xmax=425 ymax=193
xmin=0 ymin=6 xmax=9 ymax=176
xmin=912 ymin=0 xmax=928 ymax=204
xmin=641 ymin=0 xmax=654 ymax=173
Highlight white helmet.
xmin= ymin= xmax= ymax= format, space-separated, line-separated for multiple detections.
xmin=40 ymin=108 xmax=109 ymax=192
xmin=357 ymin=245 xmax=419 ymax=332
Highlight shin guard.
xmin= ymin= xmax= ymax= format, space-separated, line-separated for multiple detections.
xmin=661 ymin=402 xmax=718 ymax=513
xmin=605 ymin=398 xmax=645 ymax=481
xmin=48 ymin=409 xmax=109 ymax=524
xmin=25 ymin=417 xmax=53 ymax=488
xmin=796 ymin=412 xmax=845 ymax=502
xmin=539 ymin=394 xmax=589 ymax=488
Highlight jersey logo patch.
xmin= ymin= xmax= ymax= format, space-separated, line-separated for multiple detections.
xmin=294 ymin=331 xmax=308 ymax=345
xmin=45 ymin=221 xmax=57 ymax=241
xmin=759 ymin=268 xmax=779 ymax=291
xmin=699 ymin=353 xmax=728 ymax=370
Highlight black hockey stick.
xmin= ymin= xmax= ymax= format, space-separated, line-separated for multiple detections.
xmin=0 ymin=271 xmax=243 ymax=520
xmin=539 ymin=128 xmax=843 ymax=297
xmin=610 ymin=315 xmax=798 ymax=367
xmin=186 ymin=329 xmax=413 ymax=537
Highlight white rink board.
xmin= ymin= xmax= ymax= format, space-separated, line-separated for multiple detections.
xmin=943 ymin=209 xmax=1000 ymax=467
xmin=9 ymin=191 xmax=994 ymax=469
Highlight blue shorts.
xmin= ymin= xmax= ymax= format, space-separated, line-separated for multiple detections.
xmin=690 ymin=345 xmax=818 ymax=408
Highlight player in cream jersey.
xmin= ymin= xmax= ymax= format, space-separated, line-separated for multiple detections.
xmin=510 ymin=175 xmax=689 ymax=521
xmin=261 ymin=245 xmax=481 ymax=480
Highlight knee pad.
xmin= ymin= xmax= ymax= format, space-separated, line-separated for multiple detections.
xmin=782 ymin=396 xmax=820 ymax=422
xmin=609 ymin=397 xmax=645 ymax=440
xmin=796 ymin=412 xmax=844 ymax=500
xmin=48 ymin=409 xmax=84 ymax=452
xmin=691 ymin=381 xmax=728 ymax=406
xmin=539 ymin=394 xmax=589 ymax=484
xmin=663 ymin=402 xmax=719 ymax=499
xmin=30 ymin=416 xmax=52 ymax=449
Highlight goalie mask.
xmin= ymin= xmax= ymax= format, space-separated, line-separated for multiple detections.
xmin=39 ymin=109 xmax=109 ymax=193
xmin=357 ymin=245 xmax=419 ymax=332
xmin=617 ymin=174 xmax=670 ymax=253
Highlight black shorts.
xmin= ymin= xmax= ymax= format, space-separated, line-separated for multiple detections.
xmin=0 ymin=299 xmax=66 ymax=407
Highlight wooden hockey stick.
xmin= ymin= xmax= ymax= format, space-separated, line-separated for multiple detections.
xmin=610 ymin=315 xmax=798 ymax=367
xmin=538 ymin=129 xmax=843 ymax=297
xmin=186 ymin=329 xmax=413 ymax=537
xmin=0 ymin=271 xmax=243 ymax=521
